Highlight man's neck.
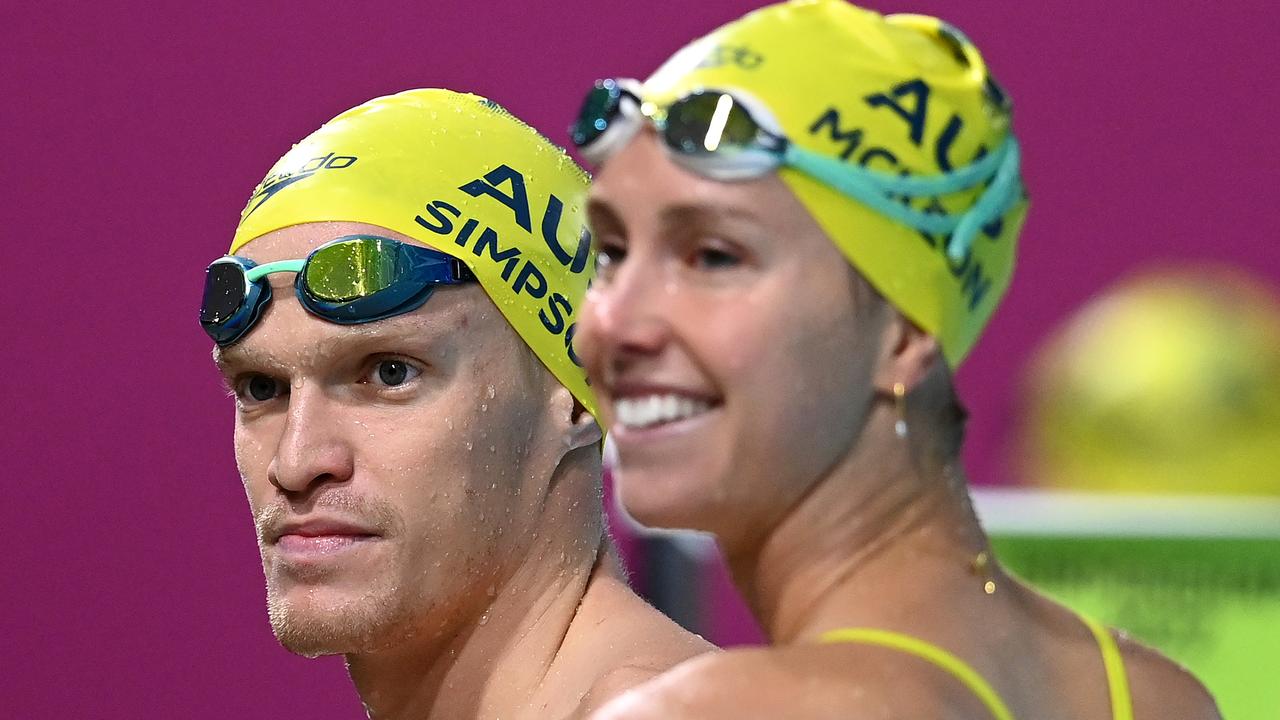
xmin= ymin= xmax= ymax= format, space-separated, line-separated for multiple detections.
xmin=733 ymin=423 xmax=1010 ymax=648
xmin=346 ymin=459 xmax=608 ymax=720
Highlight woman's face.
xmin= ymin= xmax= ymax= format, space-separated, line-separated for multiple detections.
xmin=577 ymin=131 xmax=888 ymax=553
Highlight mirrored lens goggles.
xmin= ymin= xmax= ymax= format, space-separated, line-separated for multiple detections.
xmin=199 ymin=234 xmax=475 ymax=346
xmin=569 ymin=79 xmax=1022 ymax=263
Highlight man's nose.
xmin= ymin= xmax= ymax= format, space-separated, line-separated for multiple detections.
xmin=267 ymin=384 xmax=355 ymax=495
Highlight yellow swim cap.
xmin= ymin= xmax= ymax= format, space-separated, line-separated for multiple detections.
xmin=231 ymin=89 xmax=597 ymax=417
xmin=642 ymin=0 xmax=1028 ymax=365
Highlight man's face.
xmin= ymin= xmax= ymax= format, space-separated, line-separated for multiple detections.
xmin=215 ymin=221 xmax=569 ymax=656
xmin=577 ymin=132 xmax=886 ymax=553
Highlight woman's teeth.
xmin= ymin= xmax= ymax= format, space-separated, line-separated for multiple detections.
xmin=614 ymin=394 xmax=711 ymax=429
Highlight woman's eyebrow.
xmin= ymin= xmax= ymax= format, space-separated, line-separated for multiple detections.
xmin=658 ymin=202 xmax=764 ymax=232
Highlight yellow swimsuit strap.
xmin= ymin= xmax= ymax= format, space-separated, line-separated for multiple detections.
xmin=819 ymin=627 xmax=1016 ymax=720
xmin=1080 ymin=616 xmax=1134 ymax=720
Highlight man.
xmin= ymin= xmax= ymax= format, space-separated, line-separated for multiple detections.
xmin=201 ymin=88 xmax=710 ymax=720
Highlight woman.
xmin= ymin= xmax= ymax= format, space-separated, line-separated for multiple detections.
xmin=570 ymin=2 xmax=1220 ymax=718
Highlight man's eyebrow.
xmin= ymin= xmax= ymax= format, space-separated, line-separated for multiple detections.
xmin=308 ymin=319 xmax=450 ymax=364
xmin=210 ymin=314 xmax=455 ymax=376
xmin=211 ymin=344 xmax=288 ymax=378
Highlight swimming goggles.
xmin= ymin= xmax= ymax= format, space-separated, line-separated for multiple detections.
xmin=200 ymin=234 xmax=475 ymax=346
xmin=569 ymin=79 xmax=1021 ymax=262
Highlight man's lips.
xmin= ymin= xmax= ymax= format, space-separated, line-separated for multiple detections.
xmin=274 ymin=533 xmax=377 ymax=556
xmin=267 ymin=518 xmax=383 ymax=562
xmin=266 ymin=517 xmax=382 ymax=545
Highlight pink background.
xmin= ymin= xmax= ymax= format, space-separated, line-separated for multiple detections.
xmin=3 ymin=1 xmax=1276 ymax=715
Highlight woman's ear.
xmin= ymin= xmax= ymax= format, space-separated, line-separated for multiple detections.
xmin=873 ymin=310 xmax=943 ymax=395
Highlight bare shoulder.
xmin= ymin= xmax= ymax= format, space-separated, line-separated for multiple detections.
xmin=571 ymin=660 xmax=708 ymax=719
xmin=564 ymin=574 xmax=716 ymax=717
xmin=1116 ymin=635 xmax=1221 ymax=720
xmin=581 ymin=575 xmax=716 ymax=668
xmin=587 ymin=644 xmax=992 ymax=720
xmin=585 ymin=649 xmax=798 ymax=720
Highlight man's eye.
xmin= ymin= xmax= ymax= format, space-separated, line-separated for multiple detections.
xmin=366 ymin=359 xmax=421 ymax=388
xmin=237 ymin=375 xmax=286 ymax=403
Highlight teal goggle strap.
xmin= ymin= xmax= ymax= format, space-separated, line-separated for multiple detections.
xmin=784 ymin=135 xmax=1023 ymax=263
xmin=199 ymin=235 xmax=474 ymax=347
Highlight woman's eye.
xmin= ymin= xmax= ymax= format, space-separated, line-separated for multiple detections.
xmin=238 ymin=375 xmax=286 ymax=403
xmin=692 ymin=245 xmax=742 ymax=270
xmin=594 ymin=244 xmax=626 ymax=275
xmin=367 ymin=359 xmax=421 ymax=388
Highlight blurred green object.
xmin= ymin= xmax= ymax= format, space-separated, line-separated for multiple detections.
xmin=977 ymin=489 xmax=1280 ymax=720
xmin=1020 ymin=267 xmax=1280 ymax=496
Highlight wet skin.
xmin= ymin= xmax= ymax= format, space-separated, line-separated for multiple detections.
xmin=214 ymin=220 xmax=712 ymax=719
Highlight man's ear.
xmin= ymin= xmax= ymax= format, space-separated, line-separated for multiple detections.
xmin=567 ymin=396 xmax=604 ymax=450
xmin=549 ymin=383 xmax=602 ymax=451
xmin=872 ymin=309 xmax=943 ymax=395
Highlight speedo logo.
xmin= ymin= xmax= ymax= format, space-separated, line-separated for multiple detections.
xmin=239 ymin=152 xmax=358 ymax=222
xmin=697 ymin=43 xmax=763 ymax=71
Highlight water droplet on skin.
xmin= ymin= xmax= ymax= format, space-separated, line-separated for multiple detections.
xmin=466 ymin=441 xmax=473 ymax=451
xmin=486 ymin=384 xmax=495 ymax=399
xmin=445 ymin=417 xmax=454 ymax=430
xmin=480 ymin=403 xmax=488 ymax=412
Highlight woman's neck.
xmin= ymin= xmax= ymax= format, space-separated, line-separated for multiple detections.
xmin=730 ymin=427 xmax=1005 ymax=646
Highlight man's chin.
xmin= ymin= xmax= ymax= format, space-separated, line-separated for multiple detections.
xmin=266 ymin=589 xmax=406 ymax=658
xmin=274 ymin=627 xmax=354 ymax=658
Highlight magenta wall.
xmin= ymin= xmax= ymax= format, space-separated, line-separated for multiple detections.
xmin=4 ymin=1 xmax=1276 ymax=715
